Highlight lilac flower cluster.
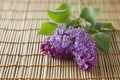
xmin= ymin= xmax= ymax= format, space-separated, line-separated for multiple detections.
xmin=40 ymin=25 xmax=97 ymax=71
xmin=40 ymin=25 xmax=74 ymax=59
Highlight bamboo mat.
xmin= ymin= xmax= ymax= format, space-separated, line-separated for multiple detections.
xmin=0 ymin=0 xmax=120 ymax=80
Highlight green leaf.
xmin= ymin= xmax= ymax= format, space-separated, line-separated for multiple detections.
xmin=93 ymin=32 xmax=110 ymax=53
xmin=104 ymin=23 xmax=114 ymax=29
xmin=93 ymin=22 xmax=115 ymax=30
xmin=87 ymin=28 xmax=99 ymax=34
xmin=38 ymin=22 xmax=57 ymax=35
xmin=80 ymin=7 xmax=100 ymax=24
xmin=86 ymin=24 xmax=99 ymax=34
xmin=56 ymin=3 xmax=74 ymax=13
xmin=47 ymin=3 xmax=74 ymax=23
xmin=47 ymin=9 xmax=70 ymax=23
xmin=66 ymin=20 xmax=81 ymax=28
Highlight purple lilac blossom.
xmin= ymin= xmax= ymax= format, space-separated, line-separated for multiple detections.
xmin=67 ymin=27 xmax=97 ymax=71
xmin=40 ymin=25 xmax=97 ymax=71
xmin=73 ymin=36 xmax=97 ymax=71
xmin=40 ymin=25 xmax=74 ymax=59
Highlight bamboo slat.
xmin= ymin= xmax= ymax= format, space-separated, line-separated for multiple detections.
xmin=0 ymin=0 xmax=120 ymax=80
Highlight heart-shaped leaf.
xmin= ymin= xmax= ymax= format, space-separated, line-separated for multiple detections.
xmin=47 ymin=9 xmax=70 ymax=23
xmin=93 ymin=32 xmax=110 ymax=53
xmin=80 ymin=7 xmax=100 ymax=24
xmin=93 ymin=22 xmax=114 ymax=30
xmin=47 ymin=3 xmax=74 ymax=23
xmin=38 ymin=22 xmax=57 ymax=35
